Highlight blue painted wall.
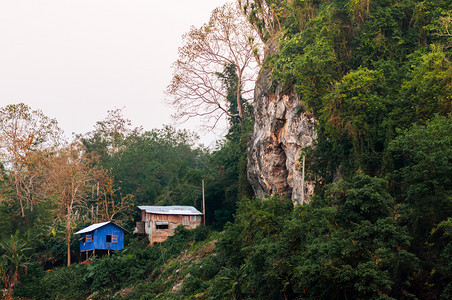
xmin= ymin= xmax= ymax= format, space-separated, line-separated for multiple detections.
xmin=79 ymin=223 xmax=125 ymax=251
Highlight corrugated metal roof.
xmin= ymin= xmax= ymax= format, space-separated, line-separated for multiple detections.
xmin=75 ymin=221 xmax=111 ymax=235
xmin=138 ymin=205 xmax=203 ymax=216
xmin=74 ymin=221 xmax=129 ymax=235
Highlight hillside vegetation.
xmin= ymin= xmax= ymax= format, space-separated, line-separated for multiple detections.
xmin=1 ymin=0 xmax=451 ymax=299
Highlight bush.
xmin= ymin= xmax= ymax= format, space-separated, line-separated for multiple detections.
xmin=193 ymin=225 xmax=210 ymax=242
xmin=15 ymin=263 xmax=89 ymax=299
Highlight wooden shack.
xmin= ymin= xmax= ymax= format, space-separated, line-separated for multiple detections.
xmin=134 ymin=206 xmax=203 ymax=244
xmin=75 ymin=221 xmax=126 ymax=259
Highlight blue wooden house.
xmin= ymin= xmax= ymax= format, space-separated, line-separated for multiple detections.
xmin=75 ymin=221 xmax=127 ymax=259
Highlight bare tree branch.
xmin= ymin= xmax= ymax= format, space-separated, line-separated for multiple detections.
xmin=0 ymin=103 xmax=62 ymax=217
xmin=165 ymin=3 xmax=263 ymax=130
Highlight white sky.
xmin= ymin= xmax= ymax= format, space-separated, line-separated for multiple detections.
xmin=0 ymin=0 xmax=229 ymax=147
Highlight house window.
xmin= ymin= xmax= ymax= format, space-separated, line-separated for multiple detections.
xmin=190 ymin=215 xmax=200 ymax=222
xmin=86 ymin=235 xmax=93 ymax=242
xmin=156 ymin=222 xmax=169 ymax=230
xmin=183 ymin=216 xmax=189 ymax=226
xmin=106 ymin=235 xmax=118 ymax=243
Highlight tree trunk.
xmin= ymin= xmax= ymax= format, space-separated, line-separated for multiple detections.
xmin=67 ymin=207 xmax=72 ymax=267
xmin=236 ymin=75 xmax=244 ymax=130
xmin=15 ymin=173 xmax=25 ymax=218
xmin=67 ymin=231 xmax=71 ymax=267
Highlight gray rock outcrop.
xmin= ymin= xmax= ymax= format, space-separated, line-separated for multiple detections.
xmin=247 ymin=65 xmax=316 ymax=204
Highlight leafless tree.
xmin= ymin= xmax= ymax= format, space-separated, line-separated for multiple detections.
xmin=0 ymin=103 xmax=62 ymax=217
xmin=89 ymin=107 xmax=141 ymax=156
xmin=166 ymin=3 xmax=263 ymax=129
xmin=92 ymin=169 xmax=134 ymax=224
xmin=47 ymin=140 xmax=94 ymax=266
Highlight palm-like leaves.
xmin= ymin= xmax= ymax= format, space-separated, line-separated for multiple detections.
xmin=0 ymin=234 xmax=30 ymax=299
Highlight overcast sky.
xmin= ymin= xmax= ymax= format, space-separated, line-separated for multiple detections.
xmin=0 ymin=0 xmax=228 ymax=147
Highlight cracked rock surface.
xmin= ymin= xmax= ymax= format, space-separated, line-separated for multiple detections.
xmin=247 ymin=65 xmax=316 ymax=203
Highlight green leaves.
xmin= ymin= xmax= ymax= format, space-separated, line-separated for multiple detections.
xmin=322 ymin=67 xmax=387 ymax=165
xmin=291 ymin=174 xmax=417 ymax=298
xmin=272 ymin=0 xmax=451 ymax=181
xmin=389 ymin=115 xmax=451 ymax=211
xmin=326 ymin=173 xmax=393 ymax=224
xmin=402 ymin=45 xmax=452 ymax=123
xmin=0 ymin=233 xmax=32 ymax=298
xmin=87 ymin=126 xmax=205 ymax=208
xmin=192 ymin=174 xmax=415 ymax=298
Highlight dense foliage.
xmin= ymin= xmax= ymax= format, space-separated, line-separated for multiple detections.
xmin=268 ymin=0 xmax=451 ymax=181
xmin=187 ymin=0 xmax=451 ymax=298
xmin=0 ymin=104 xmax=248 ymax=297
xmin=13 ymin=226 xmax=213 ymax=299
xmin=1 ymin=0 xmax=451 ymax=299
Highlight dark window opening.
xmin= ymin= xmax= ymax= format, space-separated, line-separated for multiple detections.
xmin=156 ymin=224 xmax=169 ymax=230
xmin=106 ymin=235 xmax=118 ymax=243
xmin=81 ymin=236 xmax=86 ymax=243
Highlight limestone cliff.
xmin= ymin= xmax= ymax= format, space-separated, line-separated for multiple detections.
xmin=247 ymin=63 xmax=316 ymax=204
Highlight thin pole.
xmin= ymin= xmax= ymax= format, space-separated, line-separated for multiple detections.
xmin=301 ymin=155 xmax=305 ymax=204
xmin=202 ymin=179 xmax=205 ymax=226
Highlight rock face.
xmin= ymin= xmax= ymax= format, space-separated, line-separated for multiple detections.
xmin=247 ymin=65 xmax=316 ymax=203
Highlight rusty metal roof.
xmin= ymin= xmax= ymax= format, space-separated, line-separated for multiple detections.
xmin=138 ymin=205 xmax=203 ymax=216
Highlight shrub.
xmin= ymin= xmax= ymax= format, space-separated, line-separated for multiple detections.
xmin=15 ymin=263 xmax=89 ymax=299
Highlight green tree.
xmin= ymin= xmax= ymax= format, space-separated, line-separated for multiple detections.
xmin=239 ymin=0 xmax=285 ymax=42
xmin=388 ymin=115 xmax=452 ymax=297
xmin=322 ymin=67 xmax=387 ymax=170
xmin=209 ymin=175 xmax=417 ymax=299
xmin=82 ymin=108 xmax=141 ymax=166
xmin=105 ymin=126 xmax=205 ymax=208
xmin=0 ymin=233 xmax=31 ymax=299
xmin=389 ymin=115 xmax=451 ymax=234
xmin=401 ymin=45 xmax=452 ymax=123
